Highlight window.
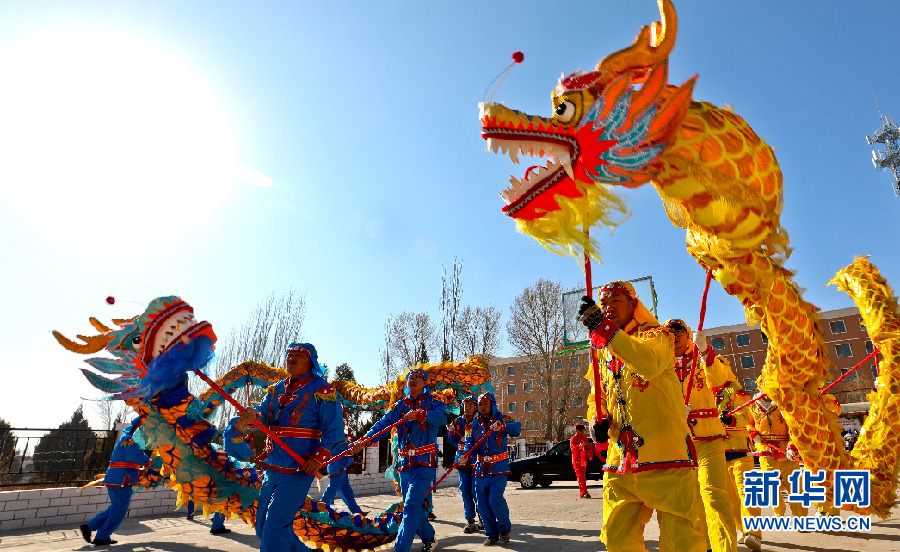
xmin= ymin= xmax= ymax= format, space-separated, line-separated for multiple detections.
xmin=556 ymin=379 xmax=565 ymax=389
xmin=554 ymin=360 xmax=562 ymax=370
xmin=839 ymin=368 xmax=858 ymax=381
xmin=557 ymin=398 xmax=565 ymax=409
xmin=740 ymin=355 xmax=755 ymax=369
xmin=507 ymin=383 xmax=516 ymax=395
xmin=711 ymin=337 xmax=725 ymax=350
xmin=743 ymin=378 xmax=758 ymax=393
xmin=866 ymin=340 xmax=874 ymax=355
xmin=761 ymin=332 xmax=768 ymax=344
xmin=571 ymin=378 xmax=580 ymax=389
xmin=508 ymin=402 xmax=517 ymax=413
xmin=872 ymin=365 xmax=879 ymax=379
xmin=523 ymin=381 xmax=533 ymax=393
xmin=830 ymin=320 xmax=847 ymax=334
xmin=571 ymin=396 xmax=584 ymax=407
xmin=522 ymin=364 xmax=529 ymax=376
xmin=525 ymin=400 xmax=534 ymax=412
xmin=736 ymin=333 xmax=750 ymax=347
xmin=570 ymin=357 xmax=579 ymax=370
xmin=507 ymin=365 xmax=516 ymax=377
xmin=860 ymin=317 xmax=866 ymax=331
xmin=540 ymin=400 xmax=548 ymax=411
xmin=835 ymin=344 xmax=853 ymax=358
xmin=525 ymin=420 xmax=535 ymax=430
xmin=540 ymin=380 xmax=547 ymax=390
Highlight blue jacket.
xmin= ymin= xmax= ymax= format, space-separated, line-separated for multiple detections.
xmin=470 ymin=394 xmax=521 ymax=477
xmin=103 ymin=430 xmax=150 ymax=487
xmin=253 ymin=372 xmax=344 ymax=470
xmin=366 ymin=391 xmax=446 ymax=472
xmin=326 ymin=438 xmax=355 ymax=475
xmin=223 ymin=422 xmax=255 ymax=461
xmin=446 ymin=414 xmax=477 ymax=467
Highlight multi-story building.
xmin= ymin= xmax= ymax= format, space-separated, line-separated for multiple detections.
xmin=490 ymin=307 xmax=877 ymax=444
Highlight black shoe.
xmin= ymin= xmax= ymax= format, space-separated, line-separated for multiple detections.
xmin=464 ymin=518 xmax=478 ymax=533
xmin=499 ymin=531 xmax=510 ymax=544
xmin=421 ymin=537 xmax=438 ymax=552
xmin=92 ymin=539 xmax=117 ymax=546
xmin=582 ymin=493 xmax=591 ymax=499
xmin=427 ymin=511 xmax=437 ymax=520
xmin=484 ymin=536 xmax=499 ymax=546
xmin=210 ymin=527 xmax=231 ymax=535
xmin=477 ymin=519 xmax=485 ymax=531
xmin=185 ymin=515 xmax=194 ymax=521
xmin=79 ymin=524 xmax=92 ymax=543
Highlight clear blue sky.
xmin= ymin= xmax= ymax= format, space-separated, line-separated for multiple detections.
xmin=1 ymin=1 xmax=898 ymax=430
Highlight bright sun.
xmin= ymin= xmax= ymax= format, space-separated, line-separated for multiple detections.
xmin=0 ymin=29 xmax=237 ymax=244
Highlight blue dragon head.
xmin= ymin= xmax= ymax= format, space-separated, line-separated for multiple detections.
xmin=54 ymin=296 xmax=217 ymax=400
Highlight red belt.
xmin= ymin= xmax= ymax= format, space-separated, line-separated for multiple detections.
xmin=108 ymin=462 xmax=142 ymax=469
xmin=477 ymin=452 xmax=508 ymax=464
xmin=399 ymin=443 xmax=437 ymax=457
xmin=270 ymin=427 xmax=323 ymax=439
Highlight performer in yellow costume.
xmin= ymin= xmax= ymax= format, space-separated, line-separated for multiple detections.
xmin=663 ymin=319 xmax=736 ymax=552
xmin=747 ymin=380 xmax=807 ymax=518
xmin=578 ymin=281 xmax=704 ymax=552
xmin=707 ymin=357 xmax=762 ymax=551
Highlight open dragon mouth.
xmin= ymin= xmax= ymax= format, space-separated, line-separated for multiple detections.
xmin=480 ymin=102 xmax=581 ymax=218
xmin=143 ymin=300 xmax=215 ymax=363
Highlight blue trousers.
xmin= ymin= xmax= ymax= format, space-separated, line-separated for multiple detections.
xmin=475 ymin=473 xmax=510 ymax=537
xmin=321 ymin=470 xmax=363 ymax=514
xmin=396 ymin=467 xmax=436 ymax=552
xmin=458 ymin=467 xmax=476 ymax=520
xmin=87 ymin=486 xmax=133 ymax=540
xmin=256 ymin=470 xmax=315 ymax=552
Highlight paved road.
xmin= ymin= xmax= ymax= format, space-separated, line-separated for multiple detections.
xmin=1 ymin=481 xmax=898 ymax=551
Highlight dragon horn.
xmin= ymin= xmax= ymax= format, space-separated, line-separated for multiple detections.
xmin=89 ymin=317 xmax=112 ymax=333
xmin=595 ymin=0 xmax=677 ymax=81
xmin=112 ymin=316 xmax=137 ymax=326
xmin=52 ymin=330 xmax=113 ymax=354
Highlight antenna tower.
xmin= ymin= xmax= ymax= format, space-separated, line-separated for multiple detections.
xmin=866 ymin=97 xmax=900 ymax=196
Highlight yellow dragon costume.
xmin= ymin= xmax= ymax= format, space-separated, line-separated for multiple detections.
xmin=479 ymin=0 xmax=899 ymax=517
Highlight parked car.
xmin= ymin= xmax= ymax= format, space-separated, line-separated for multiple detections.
xmin=508 ymin=440 xmax=607 ymax=489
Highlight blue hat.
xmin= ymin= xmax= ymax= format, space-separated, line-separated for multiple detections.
xmin=285 ymin=342 xmax=325 ymax=378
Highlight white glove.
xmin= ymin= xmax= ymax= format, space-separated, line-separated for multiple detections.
xmin=692 ymin=330 xmax=708 ymax=351
xmin=753 ymin=434 xmax=763 ymax=444
xmin=490 ymin=420 xmax=505 ymax=432
xmin=786 ymin=446 xmax=799 ymax=461
xmin=684 ymin=404 xmax=692 ymax=418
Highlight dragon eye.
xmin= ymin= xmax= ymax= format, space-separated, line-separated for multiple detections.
xmin=132 ymin=336 xmax=142 ymax=345
xmin=555 ymin=101 xmax=576 ymax=123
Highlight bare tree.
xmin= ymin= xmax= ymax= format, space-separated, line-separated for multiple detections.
xmin=454 ymin=305 xmax=502 ymax=360
xmin=388 ymin=311 xmax=438 ymax=368
xmin=94 ymin=400 xmax=132 ymax=431
xmin=506 ymin=278 xmax=567 ymax=441
xmin=440 ymin=258 xmax=463 ymax=362
xmin=191 ymin=289 xmax=306 ymax=429
xmin=379 ymin=316 xmax=400 ymax=384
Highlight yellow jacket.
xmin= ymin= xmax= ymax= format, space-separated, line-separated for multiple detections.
xmin=705 ymin=355 xmax=753 ymax=453
xmin=675 ymin=350 xmax=727 ymax=441
xmin=748 ymin=402 xmax=791 ymax=459
xmin=595 ymin=320 xmax=697 ymax=473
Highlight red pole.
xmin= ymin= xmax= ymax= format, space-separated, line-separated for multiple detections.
xmin=425 ymin=428 xmax=495 ymax=496
xmin=193 ymin=369 xmax=307 ymax=469
xmin=584 ymin=231 xmax=604 ymax=428
xmin=820 ymin=349 xmax=879 ymax=395
xmin=726 ymin=392 xmax=768 ymax=417
xmin=685 ymin=269 xmax=713 ymax=406
xmin=321 ymin=418 xmax=407 ymax=468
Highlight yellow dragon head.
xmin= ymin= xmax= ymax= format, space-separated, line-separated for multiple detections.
xmin=479 ymin=0 xmax=695 ymax=258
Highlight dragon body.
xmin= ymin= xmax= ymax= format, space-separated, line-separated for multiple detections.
xmin=480 ymin=0 xmax=898 ymax=515
xmin=56 ymin=297 xmax=493 ymax=549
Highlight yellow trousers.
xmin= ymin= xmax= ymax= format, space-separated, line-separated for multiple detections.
xmin=694 ymin=440 xmax=737 ymax=552
xmin=602 ymin=468 xmax=705 ymax=552
xmin=725 ymin=454 xmax=761 ymax=539
xmin=758 ymin=456 xmax=808 ymax=517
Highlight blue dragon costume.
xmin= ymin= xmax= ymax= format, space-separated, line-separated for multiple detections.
xmin=55 ymin=295 xmax=495 ymax=550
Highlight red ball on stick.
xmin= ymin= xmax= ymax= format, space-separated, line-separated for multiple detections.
xmin=106 ymin=296 xmax=116 ymax=305
xmin=512 ymin=51 xmax=524 ymax=63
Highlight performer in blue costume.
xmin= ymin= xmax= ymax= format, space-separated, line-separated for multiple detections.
xmin=467 ymin=392 xmax=521 ymax=546
xmin=238 ymin=342 xmax=344 ymax=552
xmin=447 ymin=395 xmax=479 ymax=533
xmin=79 ymin=417 xmax=152 ymax=546
xmin=351 ymin=368 xmax=445 ymax=552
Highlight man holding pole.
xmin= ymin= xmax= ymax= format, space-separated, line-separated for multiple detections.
xmin=447 ymin=395 xmax=480 ymax=533
xmin=350 ymin=368 xmax=445 ymax=552
xmin=238 ymin=342 xmax=344 ymax=552
xmin=578 ymin=281 xmax=704 ymax=552
xmin=663 ymin=318 xmax=736 ymax=552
